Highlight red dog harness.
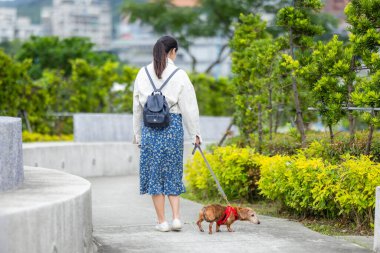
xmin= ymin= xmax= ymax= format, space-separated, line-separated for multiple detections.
xmin=217 ymin=206 xmax=238 ymax=225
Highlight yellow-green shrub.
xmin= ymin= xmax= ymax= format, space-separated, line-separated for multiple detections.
xmin=258 ymin=152 xmax=380 ymax=226
xmin=185 ymin=145 xmax=380 ymax=228
xmin=258 ymin=152 xmax=340 ymax=216
xmin=22 ymin=131 xmax=73 ymax=142
xmin=334 ymin=155 xmax=380 ymax=225
xmin=185 ymin=146 xmax=261 ymax=201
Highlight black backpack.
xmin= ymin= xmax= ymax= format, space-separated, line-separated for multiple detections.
xmin=143 ymin=66 xmax=180 ymax=128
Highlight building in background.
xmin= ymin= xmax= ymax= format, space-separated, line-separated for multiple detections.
xmin=41 ymin=0 xmax=112 ymax=49
xmin=0 ymin=7 xmax=41 ymax=42
xmin=111 ymin=0 xmax=231 ymax=76
xmin=323 ymin=0 xmax=350 ymax=34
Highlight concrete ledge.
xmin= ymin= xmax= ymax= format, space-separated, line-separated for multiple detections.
xmin=23 ymin=142 xmax=208 ymax=177
xmin=0 ymin=166 xmax=94 ymax=253
xmin=73 ymin=113 xmax=238 ymax=143
xmin=0 ymin=117 xmax=23 ymax=191
xmin=375 ymin=186 xmax=380 ymax=252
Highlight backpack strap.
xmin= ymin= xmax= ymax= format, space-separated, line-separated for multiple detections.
xmin=144 ymin=66 xmax=157 ymax=92
xmin=157 ymin=68 xmax=180 ymax=92
xmin=144 ymin=66 xmax=181 ymax=93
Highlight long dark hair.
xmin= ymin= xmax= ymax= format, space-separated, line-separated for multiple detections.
xmin=153 ymin=35 xmax=178 ymax=79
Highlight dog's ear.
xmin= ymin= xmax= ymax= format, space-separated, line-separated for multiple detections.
xmin=237 ymin=208 xmax=249 ymax=220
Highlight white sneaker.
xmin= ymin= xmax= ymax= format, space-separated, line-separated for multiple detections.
xmin=155 ymin=221 xmax=170 ymax=232
xmin=171 ymin=219 xmax=182 ymax=231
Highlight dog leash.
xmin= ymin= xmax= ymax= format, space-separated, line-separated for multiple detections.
xmin=192 ymin=143 xmax=231 ymax=206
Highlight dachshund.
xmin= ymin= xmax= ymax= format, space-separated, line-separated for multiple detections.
xmin=196 ymin=204 xmax=260 ymax=234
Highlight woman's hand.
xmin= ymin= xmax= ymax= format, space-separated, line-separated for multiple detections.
xmin=195 ymin=135 xmax=201 ymax=145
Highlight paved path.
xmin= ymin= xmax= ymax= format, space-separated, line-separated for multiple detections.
xmin=89 ymin=176 xmax=371 ymax=253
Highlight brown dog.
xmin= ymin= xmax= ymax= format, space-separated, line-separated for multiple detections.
xmin=196 ymin=204 xmax=260 ymax=234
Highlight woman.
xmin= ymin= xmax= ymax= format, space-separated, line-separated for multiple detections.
xmin=133 ymin=35 xmax=202 ymax=232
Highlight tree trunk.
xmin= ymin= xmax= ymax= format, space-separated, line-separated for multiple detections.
xmin=275 ymin=91 xmax=285 ymax=133
xmin=365 ymin=110 xmax=376 ymax=155
xmin=348 ymin=56 xmax=356 ymax=142
xmin=258 ymin=102 xmax=263 ymax=154
xmin=328 ymin=124 xmax=334 ymax=144
xmin=204 ymin=44 xmax=229 ymax=74
xmin=190 ymin=54 xmax=197 ymax=73
xmin=21 ymin=110 xmax=33 ymax=133
xmin=274 ymin=105 xmax=280 ymax=134
xmin=218 ymin=120 xmax=234 ymax=147
xmin=289 ymin=27 xmax=307 ymax=147
xmin=268 ymin=85 xmax=273 ymax=141
xmin=183 ymin=47 xmax=197 ymax=72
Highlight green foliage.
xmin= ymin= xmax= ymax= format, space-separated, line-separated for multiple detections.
xmin=32 ymin=59 xmax=138 ymax=134
xmin=186 ymin=145 xmax=380 ymax=228
xmin=277 ymin=0 xmax=324 ymax=49
xmin=345 ymin=0 xmax=380 ymax=151
xmin=0 ymin=50 xmax=49 ymax=132
xmin=228 ymin=131 xmax=380 ymax=162
xmin=122 ymin=0 xmax=267 ymax=72
xmin=189 ymin=73 xmax=234 ymax=116
xmin=0 ymin=39 xmax=23 ymax=57
xmin=299 ymin=35 xmax=355 ymax=138
xmin=351 ymin=73 xmax=380 ymax=127
xmin=16 ymin=36 xmax=117 ymax=79
xmin=258 ymin=151 xmax=380 ymax=227
xmin=229 ymin=14 xmax=272 ymax=139
xmin=185 ymin=146 xmax=261 ymax=201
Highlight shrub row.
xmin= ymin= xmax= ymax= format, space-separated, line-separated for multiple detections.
xmin=227 ymin=131 xmax=380 ymax=162
xmin=185 ymin=145 xmax=380 ymax=228
xmin=22 ymin=131 xmax=73 ymax=142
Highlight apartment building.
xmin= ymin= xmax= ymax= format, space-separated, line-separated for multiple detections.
xmin=42 ymin=0 xmax=112 ymax=49
xmin=0 ymin=7 xmax=41 ymax=42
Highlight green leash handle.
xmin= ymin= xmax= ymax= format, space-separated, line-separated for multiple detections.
xmin=192 ymin=144 xmax=231 ymax=206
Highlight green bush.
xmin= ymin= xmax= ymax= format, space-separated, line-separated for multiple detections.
xmin=185 ymin=145 xmax=380 ymax=228
xmin=185 ymin=146 xmax=261 ymax=201
xmin=227 ymin=131 xmax=380 ymax=162
xmin=189 ymin=73 xmax=234 ymax=116
xmin=259 ymin=152 xmax=380 ymax=227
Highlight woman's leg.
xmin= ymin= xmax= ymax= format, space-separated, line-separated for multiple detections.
xmin=168 ymin=195 xmax=180 ymax=220
xmin=152 ymin=194 xmax=166 ymax=223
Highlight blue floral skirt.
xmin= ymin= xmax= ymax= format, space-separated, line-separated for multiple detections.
xmin=139 ymin=113 xmax=186 ymax=196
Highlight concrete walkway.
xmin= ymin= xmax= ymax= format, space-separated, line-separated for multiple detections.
xmin=89 ymin=176 xmax=371 ymax=253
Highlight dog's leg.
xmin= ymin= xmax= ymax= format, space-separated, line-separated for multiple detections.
xmin=208 ymin=222 xmax=214 ymax=234
xmin=216 ymin=223 xmax=221 ymax=232
xmin=196 ymin=218 xmax=204 ymax=232
xmin=227 ymin=224 xmax=234 ymax=232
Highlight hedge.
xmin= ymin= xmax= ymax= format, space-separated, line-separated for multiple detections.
xmin=185 ymin=145 xmax=380 ymax=228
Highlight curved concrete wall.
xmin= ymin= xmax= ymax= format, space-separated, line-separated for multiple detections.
xmin=23 ymin=142 xmax=206 ymax=177
xmin=0 ymin=166 xmax=94 ymax=253
xmin=23 ymin=142 xmax=140 ymax=177
xmin=0 ymin=117 xmax=23 ymax=191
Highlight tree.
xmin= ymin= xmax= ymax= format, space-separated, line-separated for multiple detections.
xmin=230 ymin=14 xmax=271 ymax=147
xmin=189 ymin=73 xmax=234 ymax=116
xmin=299 ymin=35 xmax=355 ymax=143
xmin=16 ymin=36 xmax=117 ymax=79
xmin=0 ymin=50 xmax=49 ymax=132
xmin=0 ymin=39 xmax=22 ymax=57
xmin=277 ymin=0 xmax=324 ymax=147
xmin=122 ymin=0 xmax=267 ymax=73
xmin=345 ymin=0 xmax=380 ymax=154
